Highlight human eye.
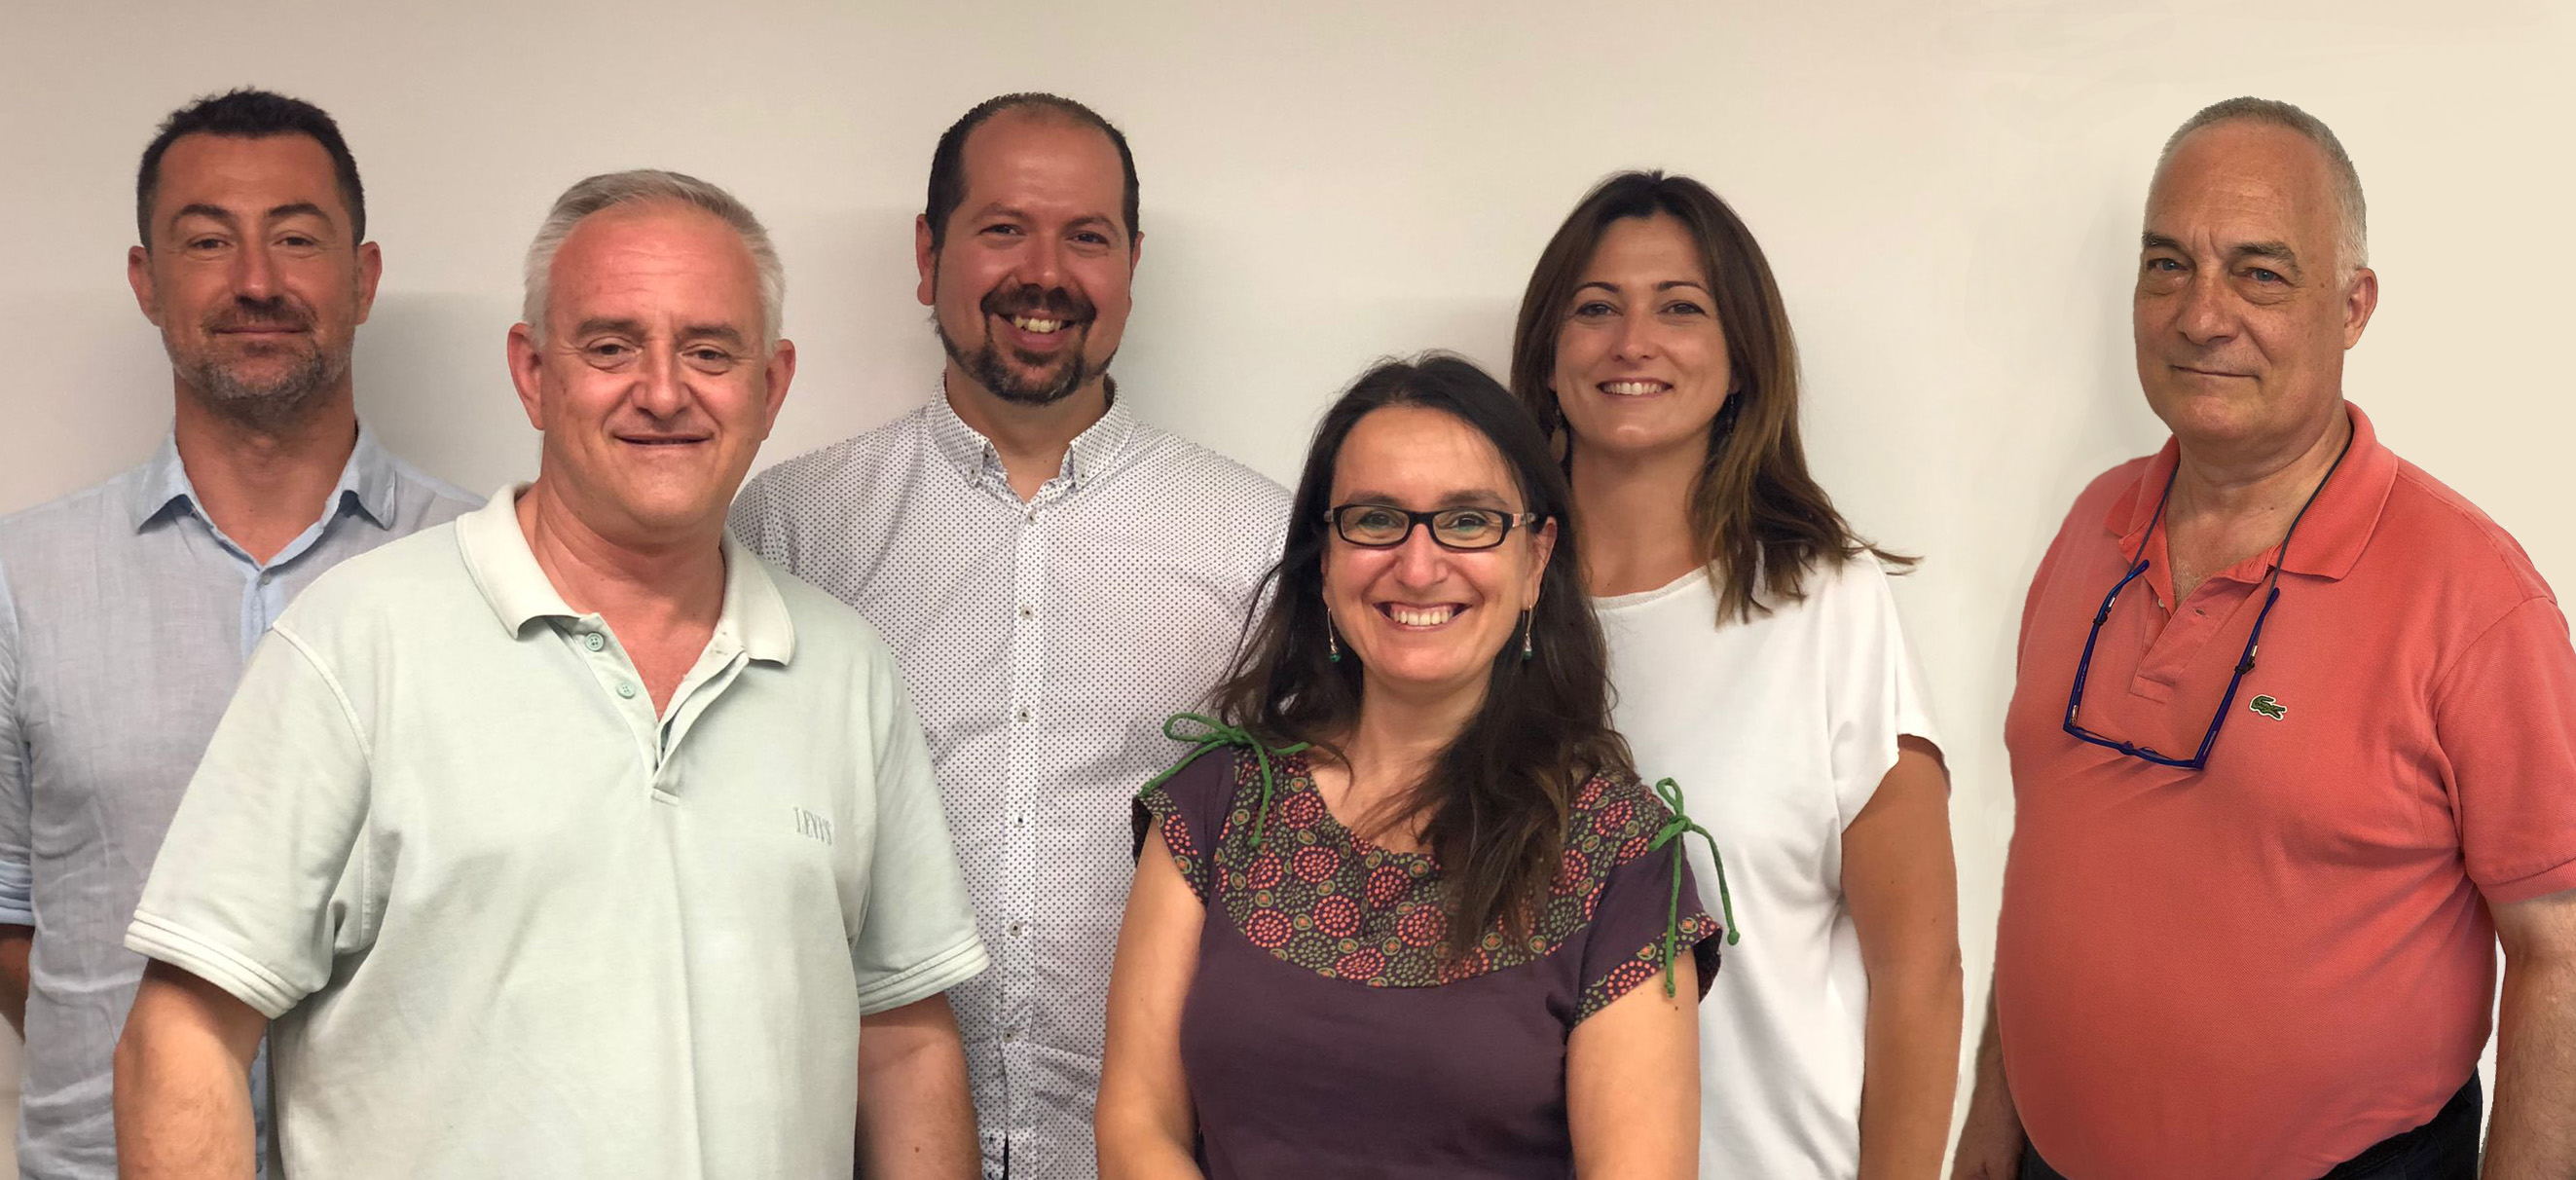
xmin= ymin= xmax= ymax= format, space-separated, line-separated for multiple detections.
xmin=581 ymin=340 xmax=636 ymax=367
xmin=1435 ymin=508 xmax=1503 ymax=544
xmin=1568 ymin=300 xmax=1616 ymax=319
xmin=682 ymin=346 xmax=740 ymax=373
xmin=1343 ymin=505 xmax=1409 ymax=542
xmin=2245 ymin=266 xmax=2285 ymax=284
xmin=1662 ymin=299 xmax=1709 ymax=316
xmin=980 ymin=222 xmax=1023 ymax=239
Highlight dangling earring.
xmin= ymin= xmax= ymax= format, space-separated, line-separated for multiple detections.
xmin=1519 ymin=608 xmax=1535 ymax=662
xmin=1327 ymin=614 xmax=1343 ymax=663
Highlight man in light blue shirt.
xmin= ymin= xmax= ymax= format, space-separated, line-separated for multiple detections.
xmin=0 ymin=89 xmax=474 ymax=1178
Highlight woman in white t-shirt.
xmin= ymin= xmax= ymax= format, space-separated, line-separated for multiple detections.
xmin=1507 ymin=170 xmax=1963 ymax=1180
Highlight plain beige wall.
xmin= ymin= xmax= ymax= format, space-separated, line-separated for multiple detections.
xmin=5 ymin=0 xmax=2570 ymax=1171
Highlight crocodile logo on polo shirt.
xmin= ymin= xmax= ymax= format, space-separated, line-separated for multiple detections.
xmin=2249 ymin=694 xmax=2288 ymax=720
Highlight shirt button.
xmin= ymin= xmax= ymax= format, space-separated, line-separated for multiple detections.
xmin=258 ymin=572 xmax=275 ymax=586
xmin=1012 ymin=814 xmax=1027 ymax=828
xmin=585 ymin=632 xmax=607 ymax=651
xmin=1009 ymin=922 xmax=1026 ymax=937
xmin=616 ymin=682 xmax=639 ymax=699
xmin=1023 ymin=508 xmax=1037 ymax=523
xmin=1014 ymin=707 xmax=1030 ymax=722
xmin=1016 ymin=606 xmax=1034 ymax=619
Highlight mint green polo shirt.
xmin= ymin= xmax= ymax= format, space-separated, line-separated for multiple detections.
xmin=128 ymin=488 xmax=988 ymax=1178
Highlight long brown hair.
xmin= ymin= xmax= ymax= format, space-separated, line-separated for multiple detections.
xmin=1216 ymin=354 xmax=1632 ymax=955
xmin=1509 ymin=170 xmax=1907 ymax=622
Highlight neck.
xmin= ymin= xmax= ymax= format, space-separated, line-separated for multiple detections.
xmin=1569 ymin=435 xmax=1707 ymax=596
xmin=169 ymin=382 xmax=361 ymax=565
xmin=941 ymin=366 xmax=1111 ymax=500
xmin=1340 ymin=676 xmax=1484 ymax=810
xmin=2169 ymin=401 xmax=2353 ymax=525
xmin=512 ymin=481 xmax=727 ymax=632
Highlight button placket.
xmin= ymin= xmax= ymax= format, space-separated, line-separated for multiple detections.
xmin=1000 ymin=497 xmax=1049 ymax=1113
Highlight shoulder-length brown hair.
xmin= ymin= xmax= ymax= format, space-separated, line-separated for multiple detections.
xmin=1509 ymin=170 xmax=1907 ymax=622
xmin=1216 ymin=353 xmax=1632 ymax=955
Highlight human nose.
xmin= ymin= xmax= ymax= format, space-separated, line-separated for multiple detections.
xmin=231 ymin=240 xmax=280 ymax=302
xmin=1388 ymin=522 xmax=1451 ymax=583
xmin=1613 ymin=312 xmax=1659 ymax=362
xmin=1018 ymin=233 xmax=1067 ymax=293
xmin=2174 ymin=268 xmax=2237 ymax=346
xmin=630 ymin=347 xmax=687 ymax=420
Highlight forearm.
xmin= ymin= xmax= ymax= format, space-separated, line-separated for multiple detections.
xmin=1 ymin=925 xmax=31 ymax=1036
xmin=855 ymin=1012 xmax=977 ymax=1179
xmin=1858 ymin=953 xmax=1965 ymax=1180
xmin=1949 ymin=986 xmax=2025 ymax=1179
xmin=2484 ymin=953 xmax=2576 ymax=1180
xmin=113 ymin=971 xmax=261 ymax=1180
xmin=1095 ymin=1106 xmax=1207 ymax=1180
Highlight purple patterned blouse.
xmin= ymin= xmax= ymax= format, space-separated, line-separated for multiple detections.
xmin=1132 ymin=748 xmax=1723 ymax=1178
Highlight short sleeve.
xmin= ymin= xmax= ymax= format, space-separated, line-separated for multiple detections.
xmin=1130 ymin=748 xmax=1238 ymax=903
xmin=849 ymin=641 xmax=989 ymax=1015
xmin=124 ymin=625 xmax=373 ymax=1019
xmin=2438 ymin=596 xmax=2576 ymax=904
xmin=0 ymin=563 xmax=32 ymax=927
xmin=1826 ymin=559 xmax=1944 ymax=830
xmin=1573 ymin=793 xmax=1722 ymax=1023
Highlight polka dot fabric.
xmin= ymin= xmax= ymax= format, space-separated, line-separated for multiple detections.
xmin=730 ymin=388 xmax=1289 ymax=1180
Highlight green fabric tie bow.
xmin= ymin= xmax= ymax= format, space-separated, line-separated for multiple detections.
xmin=1647 ymin=775 xmax=1740 ymax=997
xmin=1138 ymin=713 xmax=1312 ymax=849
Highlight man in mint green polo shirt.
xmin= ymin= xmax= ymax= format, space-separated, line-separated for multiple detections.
xmin=109 ymin=169 xmax=988 ymax=1179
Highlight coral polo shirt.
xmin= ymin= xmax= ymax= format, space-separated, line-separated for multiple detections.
xmin=1999 ymin=403 xmax=2576 ymax=1179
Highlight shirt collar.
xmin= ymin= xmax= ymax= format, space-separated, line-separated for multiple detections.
xmin=2104 ymin=400 xmax=2399 ymax=582
xmin=925 ymin=379 xmax=1138 ymax=491
xmin=127 ymin=424 xmax=405 ymax=534
xmin=456 ymin=486 xmax=796 ymax=665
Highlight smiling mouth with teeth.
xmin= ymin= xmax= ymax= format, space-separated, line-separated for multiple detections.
xmin=1010 ymin=315 xmax=1070 ymax=334
xmin=1382 ymin=604 xmax=1460 ymax=627
xmin=1601 ymin=380 xmax=1670 ymax=396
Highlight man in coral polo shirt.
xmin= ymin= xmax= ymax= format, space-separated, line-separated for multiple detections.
xmin=1955 ymin=97 xmax=2576 ymax=1180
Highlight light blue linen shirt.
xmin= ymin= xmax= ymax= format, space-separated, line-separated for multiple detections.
xmin=0 ymin=428 xmax=475 ymax=1179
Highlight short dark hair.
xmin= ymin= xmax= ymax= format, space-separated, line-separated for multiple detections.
xmin=923 ymin=92 xmax=1138 ymax=250
xmin=136 ymin=88 xmax=366 ymax=247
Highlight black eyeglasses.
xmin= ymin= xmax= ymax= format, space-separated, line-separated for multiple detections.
xmin=1323 ymin=503 xmax=1539 ymax=551
xmin=2062 ymin=431 xmax=2351 ymax=770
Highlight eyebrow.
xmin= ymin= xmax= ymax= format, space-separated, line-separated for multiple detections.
xmin=568 ymin=318 xmax=751 ymax=349
xmin=1573 ymin=278 xmax=1715 ymax=296
xmin=2141 ymin=232 xmax=2303 ymax=273
xmin=1340 ymin=490 xmax=1518 ymax=511
xmin=170 ymin=202 xmax=336 ymax=228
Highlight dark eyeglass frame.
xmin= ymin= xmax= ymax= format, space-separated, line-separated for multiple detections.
xmin=1321 ymin=504 xmax=1541 ymax=552
xmin=2061 ymin=430 xmax=2353 ymax=771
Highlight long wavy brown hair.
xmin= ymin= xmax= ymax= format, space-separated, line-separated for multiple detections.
xmin=1215 ymin=354 xmax=1633 ymax=956
xmin=1509 ymin=170 xmax=1907 ymax=622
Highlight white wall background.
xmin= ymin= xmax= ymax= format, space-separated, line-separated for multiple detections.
xmin=5 ymin=1 xmax=2570 ymax=1172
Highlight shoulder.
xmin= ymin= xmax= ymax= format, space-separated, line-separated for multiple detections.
xmin=2379 ymin=457 xmax=2556 ymax=606
xmin=758 ymin=557 xmax=896 ymax=660
xmin=742 ymin=410 xmax=929 ymax=508
xmin=275 ymin=522 xmax=472 ymax=640
xmin=1568 ymin=771 xmax=1676 ymax=861
xmin=1121 ymin=422 xmax=1290 ymax=508
xmin=379 ymin=454 xmax=482 ymax=526
xmin=0 ymin=465 xmax=146 ymax=565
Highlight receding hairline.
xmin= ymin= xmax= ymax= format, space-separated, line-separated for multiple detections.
xmin=2152 ymin=97 xmax=2368 ymax=271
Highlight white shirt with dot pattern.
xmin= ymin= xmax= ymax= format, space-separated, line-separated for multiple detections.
xmin=730 ymin=389 xmax=1290 ymax=1179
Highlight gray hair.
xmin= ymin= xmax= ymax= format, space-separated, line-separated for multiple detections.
xmin=522 ymin=168 xmax=786 ymax=348
xmin=2157 ymin=96 xmax=2368 ymax=274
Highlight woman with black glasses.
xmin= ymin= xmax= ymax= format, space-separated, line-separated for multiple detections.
xmin=1509 ymin=171 xmax=1961 ymax=1180
xmin=1094 ymin=354 xmax=1723 ymax=1178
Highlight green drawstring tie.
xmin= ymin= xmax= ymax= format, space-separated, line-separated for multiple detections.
xmin=1646 ymin=776 xmax=1739 ymax=997
xmin=1137 ymin=713 xmax=1311 ymax=849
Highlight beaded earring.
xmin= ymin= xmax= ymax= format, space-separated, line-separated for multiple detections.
xmin=1327 ymin=615 xmax=1343 ymax=663
xmin=1520 ymin=608 xmax=1535 ymax=662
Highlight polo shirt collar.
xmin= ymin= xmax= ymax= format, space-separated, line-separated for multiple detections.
xmin=2104 ymin=400 xmax=2399 ymax=582
xmin=926 ymin=379 xmax=1137 ymax=491
xmin=128 ymin=424 xmax=404 ymax=533
xmin=457 ymin=486 xmax=796 ymax=665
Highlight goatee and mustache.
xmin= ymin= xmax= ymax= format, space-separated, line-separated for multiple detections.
xmin=164 ymin=295 xmax=350 ymax=431
xmin=937 ymin=281 xmax=1113 ymax=407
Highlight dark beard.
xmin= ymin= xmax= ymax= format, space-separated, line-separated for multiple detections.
xmin=166 ymin=296 xmax=349 ymax=431
xmin=937 ymin=318 xmax=1100 ymax=406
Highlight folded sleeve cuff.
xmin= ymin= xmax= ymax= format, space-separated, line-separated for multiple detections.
xmin=0 ymin=859 xmax=32 ymax=926
xmin=854 ymin=933 xmax=989 ymax=1017
xmin=125 ymin=910 xmax=305 ymax=1019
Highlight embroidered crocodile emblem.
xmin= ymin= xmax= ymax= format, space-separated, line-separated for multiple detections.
xmin=2249 ymin=694 xmax=2287 ymax=720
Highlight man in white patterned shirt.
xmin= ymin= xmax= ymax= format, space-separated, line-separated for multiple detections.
xmin=730 ymin=92 xmax=1289 ymax=1179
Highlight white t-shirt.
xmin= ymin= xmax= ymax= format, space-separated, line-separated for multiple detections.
xmin=1595 ymin=557 xmax=1938 ymax=1180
